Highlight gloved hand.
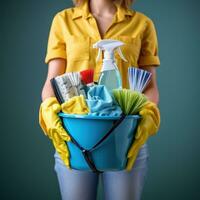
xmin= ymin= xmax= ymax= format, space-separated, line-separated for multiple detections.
xmin=39 ymin=97 xmax=71 ymax=168
xmin=126 ymin=101 xmax=161 ymax=171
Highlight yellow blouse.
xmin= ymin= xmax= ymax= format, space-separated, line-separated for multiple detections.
xmin=45 ymin=1 xmax=160 ymax=88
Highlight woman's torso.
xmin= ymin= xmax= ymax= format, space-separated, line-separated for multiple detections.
xmin=45 ymin=1 xmax=159 ymax=88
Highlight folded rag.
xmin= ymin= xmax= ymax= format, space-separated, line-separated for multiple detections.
xmin=86 ymin=85 xmax=122 ymax=116
xmin=61 ymin=95 xmax=90 ymax=115
xmin=126 ymin=101 xmax=161 ymax=171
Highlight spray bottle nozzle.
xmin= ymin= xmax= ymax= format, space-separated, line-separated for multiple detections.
xmin=117 ymin=47 xmax=127 ymax=62
xmin=93 ymin=39 xmax=128 ymax=62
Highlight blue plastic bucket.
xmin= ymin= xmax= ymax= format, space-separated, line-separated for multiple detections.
xmin=58 ymin=113 xmax=141 ymax=171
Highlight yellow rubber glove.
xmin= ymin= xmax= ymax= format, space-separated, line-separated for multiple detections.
xmin=39 ymin=97 xmax=71 ymax=169
xmin=61 ymin=95 xmax=90 ymax=114
xmin=126 ymin=101 xmax=161 ymax=171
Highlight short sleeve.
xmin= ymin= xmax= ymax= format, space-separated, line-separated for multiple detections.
xmin=138 ymin=19 xmax=160 ymax=67
xmin=44 ymin=13 xmax=66 ymax=64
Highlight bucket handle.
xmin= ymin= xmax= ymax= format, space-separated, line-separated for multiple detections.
xmin=89 ymin=113 xmax=127 ymax=152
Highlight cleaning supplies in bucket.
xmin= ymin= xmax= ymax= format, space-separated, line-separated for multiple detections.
xmin=58 ymin=87 xmax=148 ymax=172
xmin=93 ymin=39 xmax=127 ymax=93
xmin=51 ymin=70 xmax=122 ymax=117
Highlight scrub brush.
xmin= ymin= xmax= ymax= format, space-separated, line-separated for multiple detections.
xmin=50 ymin=74 xmax=76 ymax=103
xmin=66 ymin=72 xmax=81 ymax=96
xmin=80 ymin=69 xmax=94 ymax=86
xmin=113 ymin=89 xmax=147 ymax=115
xmin=66 ymin=72 xmax=86 ymax=98
xmin=80 ymin=69 xmax=95 ymax=98
xmin=128 ymin=67 xmax=152 ymax=92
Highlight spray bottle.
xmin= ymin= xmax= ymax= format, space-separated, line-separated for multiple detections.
xmin=93 ymin=39 xmax=128 ymax=93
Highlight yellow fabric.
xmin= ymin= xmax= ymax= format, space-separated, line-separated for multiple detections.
xmin=39 ymin=97 xmax=72 ymax=169
xmin=45 ymin=0 xmax=160 ymax=88
xmin=61 ymin=95 xmax=90 ymax=114
xmin=126 ymin=101 xmax=161 ymax=171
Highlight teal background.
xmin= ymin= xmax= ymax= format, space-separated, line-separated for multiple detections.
xmin=1 ymin=0 xmax=199 ymax=199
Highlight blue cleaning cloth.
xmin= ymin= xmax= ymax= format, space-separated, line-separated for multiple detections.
xmin=89 ymin=105 xmax=122 ymax=116
xmin=86 ymin=85 xmax=122 ymax=116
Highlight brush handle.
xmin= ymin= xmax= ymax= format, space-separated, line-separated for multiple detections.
xmin=50 ymin=78 xmax=65 ymax=104
xmin=79 ymin=87 xmax=87 ymax=98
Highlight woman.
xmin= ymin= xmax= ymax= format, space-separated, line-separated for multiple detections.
xmin=40 ymin=0 xmax=160 ymax=199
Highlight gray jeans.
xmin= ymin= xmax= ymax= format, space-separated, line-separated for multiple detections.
xmin=54 ymin=143 xmax=149 ymax=200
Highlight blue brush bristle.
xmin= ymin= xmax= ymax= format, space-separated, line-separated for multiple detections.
xmin=128 ymin=67 xmax=152 ymax=92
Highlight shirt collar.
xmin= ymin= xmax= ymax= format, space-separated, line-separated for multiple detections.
xmin=72 ymin=0 xmax=135 ymax=22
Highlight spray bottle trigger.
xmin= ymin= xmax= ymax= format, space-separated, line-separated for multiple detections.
xmin=117 ymin=47 xmax=128 ymax=62
xmin=96 ymin=48 xmax=102 ymax=62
